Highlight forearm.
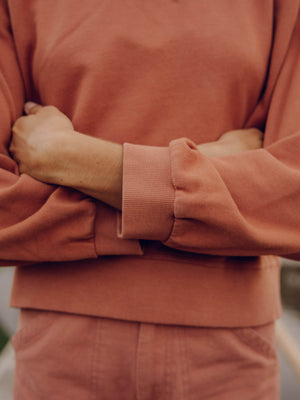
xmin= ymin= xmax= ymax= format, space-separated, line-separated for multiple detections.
xmin=68 ymin=132 xmax=123 ymax=210
xmin=36 ymin=130 xmax=123 ymax=210
xmin=10 ymin=103 xmax=262 ymax=212
xmin=42 ymin=129 xmax=258 ymax=210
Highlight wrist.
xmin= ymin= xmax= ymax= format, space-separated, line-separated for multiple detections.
xmin=60 ymin=132 xmax=123 ymax=209
xmin=197 ymin=142 xmax=227 ymax=158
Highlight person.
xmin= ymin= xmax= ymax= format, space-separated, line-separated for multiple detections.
xmin=1 ymin=0 xmax=300 ymax=399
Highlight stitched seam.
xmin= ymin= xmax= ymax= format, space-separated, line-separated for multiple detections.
xmin=12 ymin=316 xmax=55 ymax=350
xmin=163 ymin=143 xmax=177 ymax=243
xmin=165 ymin=327 xmax=171 ymax=400
xmin=178 ymin=327 xmax=188 ymax=399
xmin=136 ymin=323 xmax=145 ymax=400
xmin=233 ymin=327 xmax=276 ymax=358
xmin=90 ymin=318 xmax=101 ymax=400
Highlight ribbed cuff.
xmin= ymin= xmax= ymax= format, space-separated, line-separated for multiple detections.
xmin=119 ymin=143 xmax=175 ymax=241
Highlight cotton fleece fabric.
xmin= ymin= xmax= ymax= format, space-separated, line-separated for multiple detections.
xmin=1 ymin=0 xmax=300 ymax=327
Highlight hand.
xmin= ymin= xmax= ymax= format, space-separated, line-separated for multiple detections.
xmin=10 ymin=102 xmax=123 ymax=209
xmin=197 ymin=128 xmax=263 ymax=157
xmin=10 ymin=102 xmax=75 ymax=182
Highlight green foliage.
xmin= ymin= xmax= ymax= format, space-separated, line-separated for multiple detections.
xmin=0 ymin=325 xmax=9 ymax=352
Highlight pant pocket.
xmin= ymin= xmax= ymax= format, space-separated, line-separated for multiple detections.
xmin=232 ymin=322 xmax=277 ymax=359
xmin=11 ymin=308 xmax=57 ymax=351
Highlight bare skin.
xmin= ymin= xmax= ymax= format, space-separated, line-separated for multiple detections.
xmin=9 ymin=102 xmax=263 ymax=210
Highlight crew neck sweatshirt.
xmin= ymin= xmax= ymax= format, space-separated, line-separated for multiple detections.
xmin=1 ymin=0 xmax=300 ymax=327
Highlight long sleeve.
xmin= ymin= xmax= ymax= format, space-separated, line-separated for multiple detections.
xmin=0 ymin=2 xmax=142 ymax=265
xmin=119 ymin=3 xmax=300 ymax=260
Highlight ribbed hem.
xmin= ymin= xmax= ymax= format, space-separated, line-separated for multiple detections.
xmin=11 ymin=255 xmax=282 ymax=328
xmin=119 ymin=143 xmax=175 ymax=241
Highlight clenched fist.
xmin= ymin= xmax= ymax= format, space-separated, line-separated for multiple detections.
xmin=10 ymin=102 xmax=75 ymax=181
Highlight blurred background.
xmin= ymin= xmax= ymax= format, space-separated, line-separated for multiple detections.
xmin=0 ymin=259 xmax=299 ymax=399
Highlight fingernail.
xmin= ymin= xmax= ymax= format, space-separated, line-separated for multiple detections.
xmin=24 ymin=101 xmax=37 ymax=113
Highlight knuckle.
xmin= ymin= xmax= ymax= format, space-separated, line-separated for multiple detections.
xmin=44 ymin=105 xmax=58 ymax=114
xmin=12 ymin=116 xmax=28 ymax=129
xmin=14 ymin=116 xmax=36 ymax=133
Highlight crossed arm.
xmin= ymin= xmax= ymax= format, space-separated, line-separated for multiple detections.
xmin=9 ymin=102 xmax=263 ymax=210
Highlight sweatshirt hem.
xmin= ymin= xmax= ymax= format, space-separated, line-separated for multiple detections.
xmin=10 ymin=254 xmax=281 ymax=328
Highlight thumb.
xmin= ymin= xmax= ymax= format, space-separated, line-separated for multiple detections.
xmin=24 ymin=101 xmax=43 ymax=115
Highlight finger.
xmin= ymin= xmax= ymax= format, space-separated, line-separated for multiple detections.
xmin=24 ymin=101 xmax=43 ymax=115
xmin=8 ymin=143 xmax=18 ymax=162
xmin=12 ymin=115 xmax=28 ymax=132
xmin=8 ymin=142 xmax=14 ymax=156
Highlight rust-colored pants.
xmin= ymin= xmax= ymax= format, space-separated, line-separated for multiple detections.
xmin=12 ymin=309 xmax=279 ymax=400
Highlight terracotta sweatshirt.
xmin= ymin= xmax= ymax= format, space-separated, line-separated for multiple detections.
xmin=1 ymin=0 xmax=300 ymax=327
